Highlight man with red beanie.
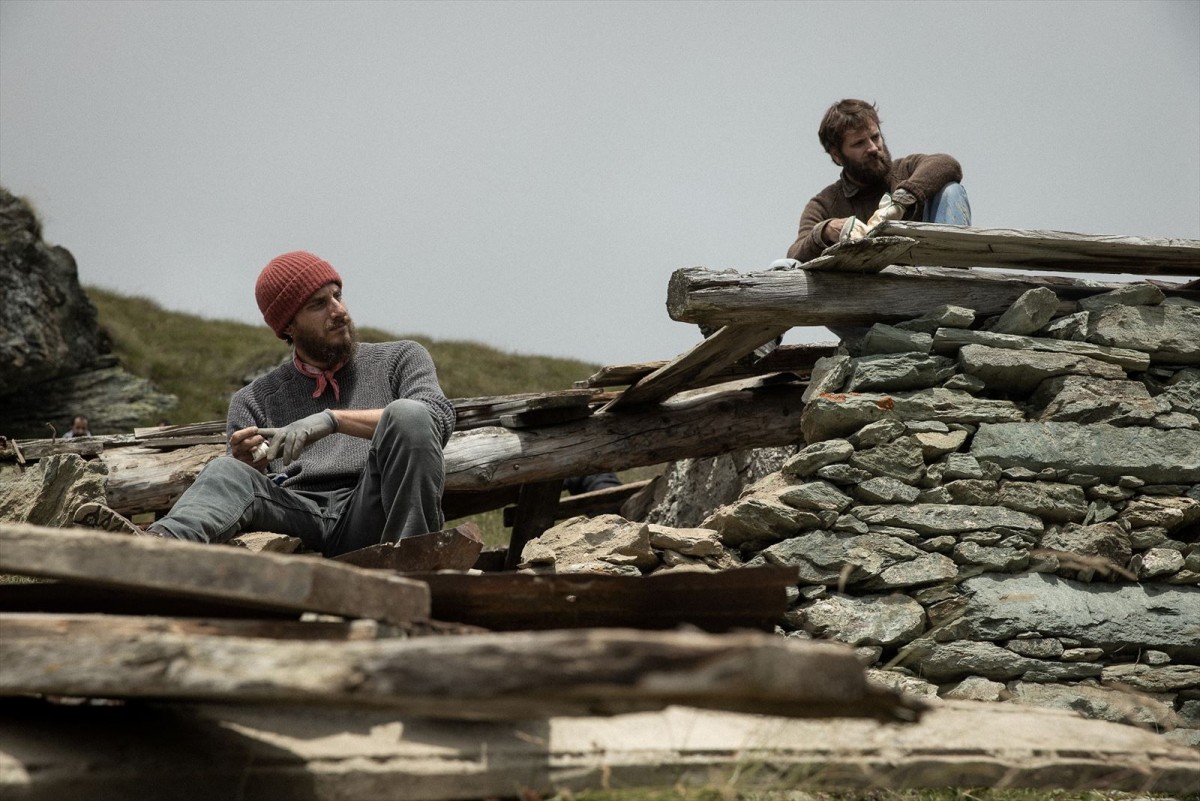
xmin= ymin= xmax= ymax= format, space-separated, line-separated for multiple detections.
xmin=74 ymin=251 xmax=456 ymax=556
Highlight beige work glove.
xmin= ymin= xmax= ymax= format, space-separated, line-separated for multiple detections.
xmin=867 ymin=188 xmax=917 ymax=229
xmin=260 ymin=410 xmax=339 ymax=464
xmin=838 ymin=216 xmax=870 ymax=243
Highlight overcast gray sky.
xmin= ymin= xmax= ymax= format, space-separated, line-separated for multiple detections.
xmin=2 ymin=0 xmax=1197 ymax=367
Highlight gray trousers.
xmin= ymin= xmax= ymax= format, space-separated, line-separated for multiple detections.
xmin=152 ymin=399 xmax=446 ymax=557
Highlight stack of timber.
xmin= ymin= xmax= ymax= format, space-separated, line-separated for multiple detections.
xmin=3 ymin=522 xmax=1198 ymax=798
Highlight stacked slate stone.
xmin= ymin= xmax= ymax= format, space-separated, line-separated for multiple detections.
xmin=697 ymin=284 xmax=1199 ymax=745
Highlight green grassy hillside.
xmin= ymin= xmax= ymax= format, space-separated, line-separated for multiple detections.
xmin=87 ymin=286 xmax=602 ymax=424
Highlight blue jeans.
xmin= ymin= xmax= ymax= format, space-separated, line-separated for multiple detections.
xmin=151 ymin=399 xmax=445 ymax=556
xmin=923 ymin=182 xmax=971 ymax=225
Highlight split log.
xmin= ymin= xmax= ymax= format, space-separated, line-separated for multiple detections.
xmin=1 ymin=700 xmax=1195 ymax=800
xmin=874 ymin=221 xmax=1200 ymax=276
xmin=601 ymin=323 xmax=789 ymax=410
xmin=0 ymin=624 xmax=914 ymax=721
xmin=443 ymin=382 xmax=807 ymax=492
xmin=99 ymin=444 xmax=223 ymax=516
xmin=667 ymin=264 xmax=1200 ymax=329
xmin=414 ymin=565 xmax=795 ymax=632
xmin=579 ymin=343 xmax=835 ymax=387
xmin=0 ymin=522 xmax=430 ymax=626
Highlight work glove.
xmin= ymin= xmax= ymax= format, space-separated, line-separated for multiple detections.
xmin=866 ymin=188 xmax=917 ymax=228
xmin=260 ymin=410 xmax=339 ymax=464
xmin=838 ymin=215 xmax=870 ymax=243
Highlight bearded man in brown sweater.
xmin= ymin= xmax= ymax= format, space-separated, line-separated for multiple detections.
xmin=786 ymin=99 xmax=970 ymax=263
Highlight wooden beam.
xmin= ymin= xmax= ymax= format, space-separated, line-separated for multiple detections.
xmin=577 ymin=342 xmax=836 ymax=388
xmin=443 ymin=383 xmax=807 ymax=492
xmin=0 ymin=612 xmax=387 ymax=641
xmin=875 ymin=221 xmax=1200 ymax=276
xmin=2 ymin=699 xmax=1195 ymax=799
xmin=0 ymin=624 xmax=913 ymax=720
xmin=602 ymin=323 xmax=790 ymax=411
xmin=504 ymin=479 xmax=564 ymax=570
xmin=0 ymin=522 xmax=430 ymax=626
xmin=667 ymin=264 xmax=1200 ymax=329
xmin=413 ymin=565 xmax=795 ymax=632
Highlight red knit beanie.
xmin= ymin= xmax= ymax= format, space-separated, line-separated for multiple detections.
xmin=255 ymin=251 xmax=342 ymax=339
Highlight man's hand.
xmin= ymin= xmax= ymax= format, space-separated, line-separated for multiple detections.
xmin=835 ymin=216 xmax=869 ymax=243
xmin=260 ymin=410 xmax=339 ymax=464
xmin=229 ymin=426 xmax=271 ymax=467
xmin=866 ymin=188 xmax=917 ymax=229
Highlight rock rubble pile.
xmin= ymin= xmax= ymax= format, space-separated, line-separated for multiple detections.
xmin=521 ymin=283 xmax=1200 ymax=746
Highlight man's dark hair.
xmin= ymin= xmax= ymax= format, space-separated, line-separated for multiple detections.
xmin=818 ymin=99 xmax=881 ymax=155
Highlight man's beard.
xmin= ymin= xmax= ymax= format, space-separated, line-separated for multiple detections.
xmin=294 ymin=319 xmax=359 ymax=367
xmin=842 ymin=140 xmax=893 ymax=185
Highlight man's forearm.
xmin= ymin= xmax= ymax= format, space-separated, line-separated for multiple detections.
xmin=329 ymin=408 xmax=384 ymax=439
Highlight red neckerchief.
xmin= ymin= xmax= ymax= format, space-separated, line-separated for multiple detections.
xmin=293 ymin=353 xmax=346 ymax=401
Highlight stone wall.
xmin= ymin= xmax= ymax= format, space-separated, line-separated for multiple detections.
xmin=521 ymin=283 xmax=1200 ymax=747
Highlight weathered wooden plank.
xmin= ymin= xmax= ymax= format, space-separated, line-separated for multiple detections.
xmin=443 ymin=383 xmax=807 ymax=491
xmin=2 ymin=699 xmax=1195 ymax=800
xmin=414 ymin=566 xmax=795 ymax=632
xmin=602 ymin=323 xmax=790 ymax=411
xmin=931 ymin=327 xmax=1153 ymax=369
xmin=799 ymin=234 xmax=918 ymax=273
xmin=332 ymin=523 xmax=482 ymax=572
xmin=504 ymin=479 xmax=564 ymax=570
xmin=0 ymin=522 xmax=430 ymax=626
xmin=875 ymin=221 xmax=1200 ymax=276
xmin=0 ymin=612 xmax=387 ymax=641
xmin=576 ymin=343 xmax=836 ymax=388
xmin=0 ymin=625 xmax=912 ymax=720
xmin=498 ymin=404 xmax=594 ymax=428
xmin=667 ymin=264 xmax=1200 ymax=329
xmin=0 ymin=580 xmax=301 ymax=619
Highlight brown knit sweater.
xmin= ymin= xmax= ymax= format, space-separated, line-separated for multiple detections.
xmin=787 ymin=153 xmax=962 ymax=262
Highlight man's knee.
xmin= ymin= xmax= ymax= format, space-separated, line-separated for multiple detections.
xmin=378 ymin=399 xmax=440 ymax=446
xmin=200 ymin=454 xmax=261 ymax=483
xmin=927 ymin=182 xmax=971 ymax=226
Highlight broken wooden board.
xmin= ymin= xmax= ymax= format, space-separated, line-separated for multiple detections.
xmin=601 ymin=323 xmax=790 ymax=411
xmin=577 ymin=342 xmax=837 ymax=388
xmin=875 ymin=221 xmax=1200 ymax=276
xmin=452 ymin=389 xmax=602 ymax=430
xmin=332 ymin=523 xmax=483 ymax=572
xmin=1 ymin=699 xmax=1195 ymax=800
xmin=0 ymin=522 xmax=430 ymax=626
xmin=798 ymin=234 xmax=919 ymax=273
xmin=667 ymin=263 xmax=1200 ymax=330
xmin=412 ymin=565 xmax=795 ymax=632
xmin=0 ymin=612 xmax=388 ymax=641
xmin=0 ymin=625 xmax=914 ymax=721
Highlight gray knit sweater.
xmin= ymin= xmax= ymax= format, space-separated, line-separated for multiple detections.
xmin=226 ymin=340 xmax=455 ymax=493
